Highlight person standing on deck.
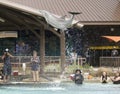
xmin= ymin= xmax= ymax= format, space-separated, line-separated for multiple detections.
xmin=111 ymin=47 xmax=119 ymax=67
xmin=2 ymin=48 xmax=13 ymax=82
xmin=31 ymin=51 xmax=40 ymax=82
xmin=85 ymin=48 xmax=91 ymax=64
xmin=71 ymin=50 xmax=77 ymax=65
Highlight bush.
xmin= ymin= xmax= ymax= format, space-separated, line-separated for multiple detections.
xmin=91 ymin=67 xmax=113 ymax=77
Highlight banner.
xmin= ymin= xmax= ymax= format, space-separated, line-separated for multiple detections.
xmin=0 ymin=31 xmax=17 ymax=38
xmin=90 ymin=46 xmax=119 ymax=50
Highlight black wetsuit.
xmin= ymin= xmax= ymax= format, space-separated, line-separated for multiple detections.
xmin=111 ymin=76 xmax=120 ymax=84
xmin=113 ymin=79 xmax=120 ymax=84
xmin=113 ymin=80 xmax=120 ymax=84
xmin=74 ymin=74 xmax=84 ymax=84
xmin=101 ymin=75 xmax=108 ymax=83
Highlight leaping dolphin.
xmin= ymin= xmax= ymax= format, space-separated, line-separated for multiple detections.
xmin=39 ymin=10 xmax=81 ymax=30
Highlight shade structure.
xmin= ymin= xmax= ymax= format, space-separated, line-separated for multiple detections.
xmin=0 ymin=0 xmax=67 ymax=73
xmin=102 ymin=36 xmax=120 ymax=42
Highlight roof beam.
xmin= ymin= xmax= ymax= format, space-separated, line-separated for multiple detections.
xmin=31 ymin=15 xmax=61 ymax=37
xmin=0 ymin=12 xmax=21 ymax=29
xmin=0 ymin=4 xmax=61 ymax=38
xmin=0 ymin=7 xmax=42 ymax=38
xmin=0 ymin=26 xmax=22 ymax=31
xmin=81 ymin=21 xmax=120 ymax=25
xmin=0 ymin=7 xmax=42 ymax=27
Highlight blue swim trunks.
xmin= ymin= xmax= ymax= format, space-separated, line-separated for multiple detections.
xmin=31 ymin=62 xmax=39 ymax=71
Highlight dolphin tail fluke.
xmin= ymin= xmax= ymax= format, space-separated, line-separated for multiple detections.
xmin=68 ymin=12 xmax=82 ymax=15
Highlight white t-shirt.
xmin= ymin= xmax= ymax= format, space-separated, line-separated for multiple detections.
xmin=71 ymin=52 xmax=77 ymax=60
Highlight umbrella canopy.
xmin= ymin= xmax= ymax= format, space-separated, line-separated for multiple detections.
xmin=102 ymin=36 xmax=120 ymax=43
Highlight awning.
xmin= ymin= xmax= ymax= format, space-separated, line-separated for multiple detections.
xmin=102 ymin=36 xmax=120 ymax=42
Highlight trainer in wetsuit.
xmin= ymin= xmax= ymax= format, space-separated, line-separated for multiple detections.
xmin=100 ymin=72 xmax=108 ymax=83
xmin=110 ymin=72 xmax=120 ymax=84
xmin=2 ymin=48 xmax=13 ymax=82
xmin=74 ymin=69 xmax=84 ymax=84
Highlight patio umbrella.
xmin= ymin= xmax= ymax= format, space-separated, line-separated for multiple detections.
xmin=102 ymin=36 xmax=120 ymax=43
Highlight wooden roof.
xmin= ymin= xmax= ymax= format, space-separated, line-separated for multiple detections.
xmin=8 ymin=0 xmax=120 ymax=25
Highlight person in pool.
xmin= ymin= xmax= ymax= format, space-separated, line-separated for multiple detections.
xmin=74 ymin=69 xmax=84 ymax=84
xmin=110 ymin=72 xmax=120 ymax=84
xmin=100 ymin=72 xmax=108 ymax=83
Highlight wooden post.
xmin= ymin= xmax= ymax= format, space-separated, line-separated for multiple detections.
xmin=60 ymin=31 xmax=66 ymax=73
xmin=40 ymin=27 xmax=45 ymax=74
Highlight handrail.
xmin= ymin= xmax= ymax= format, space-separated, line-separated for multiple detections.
xmin=100 ymin=56 xmax=120 ymax=67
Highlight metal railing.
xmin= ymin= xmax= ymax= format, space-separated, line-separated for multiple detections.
xmin=100 ymin=56 xmax=120 ymax=67
xmin=0 ymin=56 xmax=86 ymax=74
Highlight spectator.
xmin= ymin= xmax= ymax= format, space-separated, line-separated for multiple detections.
xmin=111 ymin=48 xmax=118 ymax=56
xmin=70 ymin=50 xmax=77 ymax=65
xmin=85 ymin=48 xmax=91 ymax=64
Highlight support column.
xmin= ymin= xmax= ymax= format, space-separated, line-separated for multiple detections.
xmin=60 ymin=31 xmax=66 ymax=73
xmin=40 ymin=27 xmax=45 ymax=74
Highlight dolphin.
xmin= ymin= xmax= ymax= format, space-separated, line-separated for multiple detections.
xmin=39 ymin=10 xmax=81 ymax=30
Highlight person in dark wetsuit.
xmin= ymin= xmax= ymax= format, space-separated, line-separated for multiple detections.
xmin=100 ymin=72 xmax=108 ymax=83
xmin=110 ymin=72 xmax=120 ymax=84
xmin=74 ymin=69 xmax=84 ymax=84
xmin=1 ymin=48 xmax=13 ymax=82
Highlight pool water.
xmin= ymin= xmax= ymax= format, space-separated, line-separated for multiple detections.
xmin=0 ymin=82 xmax=120 ymax=94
